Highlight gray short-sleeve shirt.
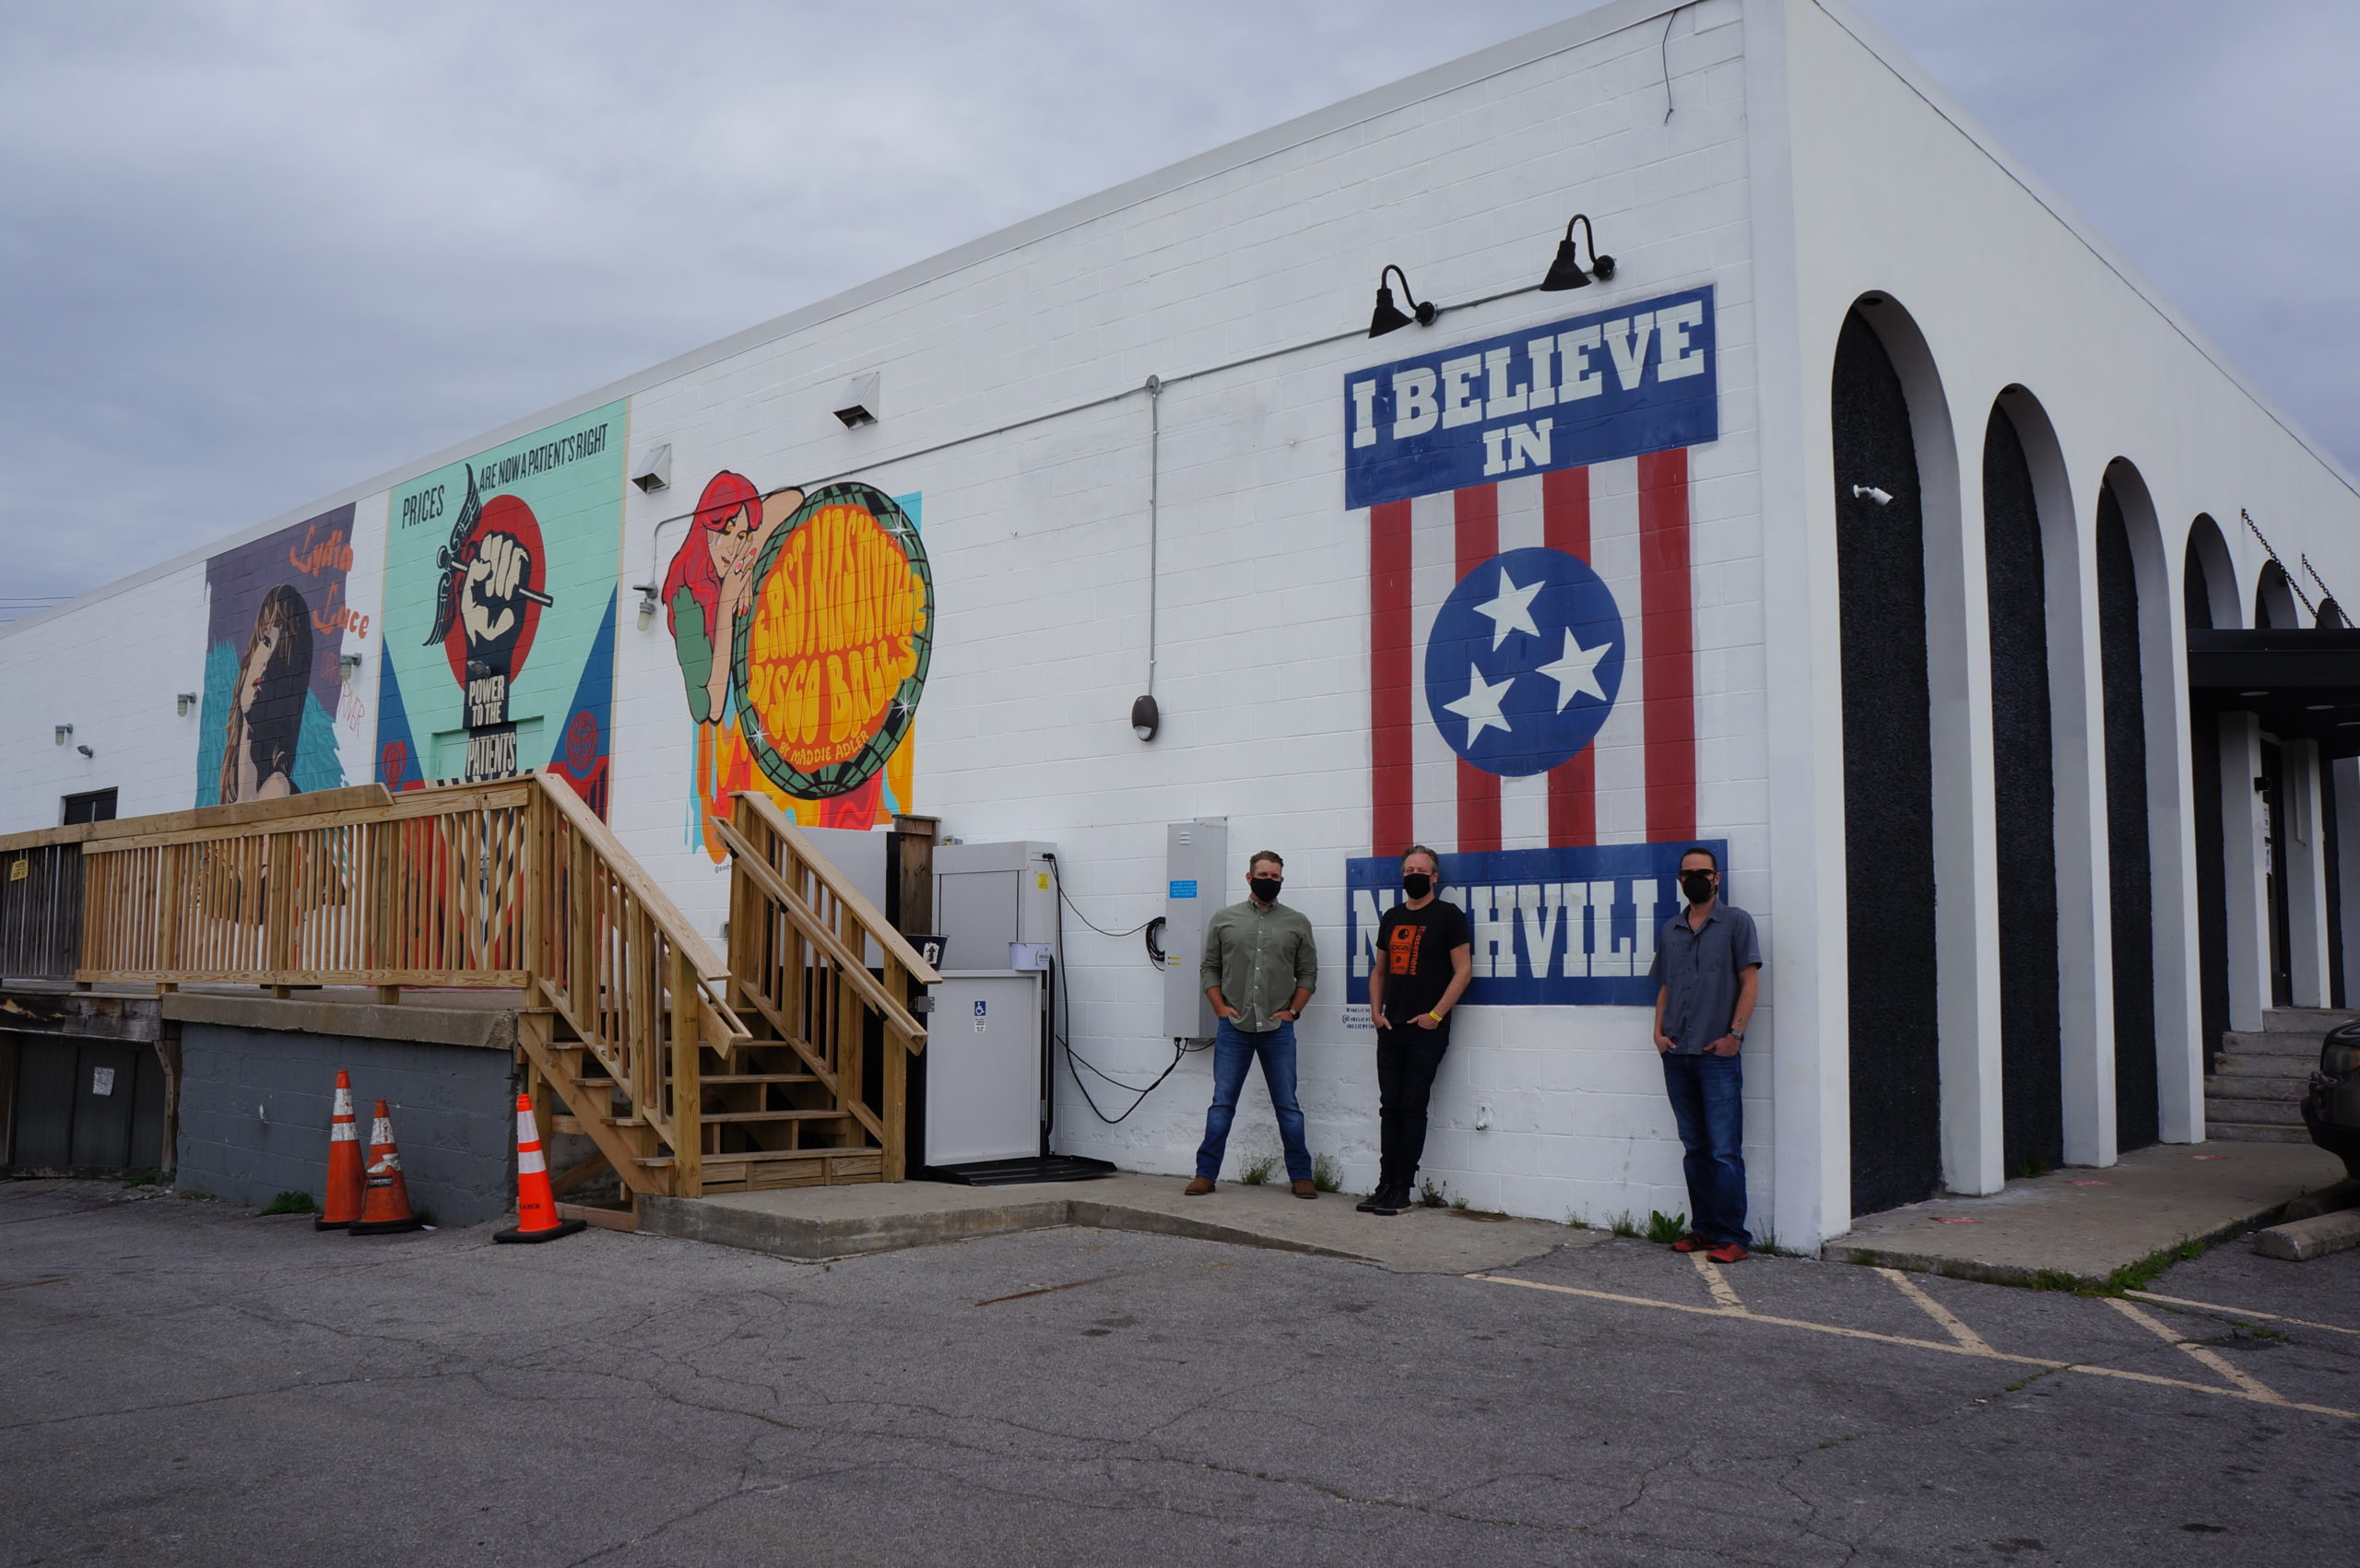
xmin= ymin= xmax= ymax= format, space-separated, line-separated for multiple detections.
xmin=1649 ymin=902 xmax=1762 ymax=1054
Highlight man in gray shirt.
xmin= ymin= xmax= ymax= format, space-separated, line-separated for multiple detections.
xmin=1649 ymin=845 xmax=1761 ymax=1262
xmin=1189 ymin=850 xmax=1320 ymax=1199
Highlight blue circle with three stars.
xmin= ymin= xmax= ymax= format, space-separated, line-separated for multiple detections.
xmin=1422 ymin=546 xmax=1625 ymax=777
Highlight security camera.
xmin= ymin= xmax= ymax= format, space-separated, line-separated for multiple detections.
xmin=1851 ymin=485 xmax=1894 ymax=506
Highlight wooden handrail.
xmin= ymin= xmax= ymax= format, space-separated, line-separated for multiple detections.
xmin=0 ymin=784 xmax=399 ymax=855
xmin=531 ymin=772 xmax=727 ymax=984
xmin=732 ymin=793 xmax=942 ymax=986
xmin=710 ymin=817 xmax=929 ymax=1048
xmin=82 ymin=782 xmax=529 ymax=855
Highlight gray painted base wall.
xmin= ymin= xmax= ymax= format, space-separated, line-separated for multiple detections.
xmin=177 ymin=1024 xmax=516 ymax=1226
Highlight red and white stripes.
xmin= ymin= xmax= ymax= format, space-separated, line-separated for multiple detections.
xmin=1369 ymin=452 xmax=1694 ymax=857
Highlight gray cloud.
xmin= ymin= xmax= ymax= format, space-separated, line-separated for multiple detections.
xmin=4 ymin=1 xmax=2352 ymax=616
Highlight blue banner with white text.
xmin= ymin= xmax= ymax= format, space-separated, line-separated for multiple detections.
xmin=1343 ymin=286 xmax=1717 ymax=510
xmin=1345 ymin=840 xmax=1728 ymax=1007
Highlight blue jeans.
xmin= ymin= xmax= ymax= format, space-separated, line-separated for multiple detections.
xmin=1661 ymin=1052 xmax=1749 ymax=1247
xmin=1196 ymin=1019 xmax=1312 ymax=1182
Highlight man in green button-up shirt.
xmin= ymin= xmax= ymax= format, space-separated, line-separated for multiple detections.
xmin=1188 ymin=851 xmax=1321 ymax=1199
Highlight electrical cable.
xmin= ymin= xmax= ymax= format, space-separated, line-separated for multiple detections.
xmin=1044 ymin=852 xmax=1206 ymax=1124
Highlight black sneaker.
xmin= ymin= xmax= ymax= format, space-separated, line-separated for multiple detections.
xmin=1355 ymin=1184 xmax=1394 ymax=1213
xmin=1370 ymin=1186 xmax=1408 ymax=1217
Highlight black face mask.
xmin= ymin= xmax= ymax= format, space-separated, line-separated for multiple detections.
xmin=1401 ymin=873 xmax=1433 ymax=900
xmin=1681 ymin=870 xmax=1716 ymax=904
xmin=1249 ymin=877 xmax=1283 ymax=904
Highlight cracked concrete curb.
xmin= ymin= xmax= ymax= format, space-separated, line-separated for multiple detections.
xmin=635 ymin=1191 xmax=1386 ymax=1266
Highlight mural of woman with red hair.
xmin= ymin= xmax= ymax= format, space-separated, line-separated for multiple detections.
xmin=665 ymin=473 xmax=798 ymax=855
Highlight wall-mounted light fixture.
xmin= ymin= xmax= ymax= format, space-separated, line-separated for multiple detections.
xmin=631 ymin=442 xmax=672 ymax=493
xmin=76 ymin=744 xmax=93 ymax=759
xmin=338 ymin=654 xmax=362 ymax=682
xmin=1539 ymin=214 xmax=1616 ymax=291
xmin=176 ymin=692 xmax=199 ymax=716
xmin=1851 ymin=485 xmax=1894 ymax=506
xmin=53 ymin=724 xmax=72 ymax=746
xmin=1368 ymin=265 xmax=1439 ymax=338
xmin=633 ymin=583 xmax=660 ymax=630
xmin=834 ymin=371 xmax=881 ymax=428
xmin=1130 ymin=693 xmax=1161 ymax=742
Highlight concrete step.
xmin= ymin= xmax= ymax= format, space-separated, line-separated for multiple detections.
xmin=2199 ymin=1077 xmax=2312 ymax=1100
xmin=2205 ymin=1119 xmax=2314 ymax=1143
xmin=2263 ymin=1007 xmax=2360 ymax=1031
xmin=2209 ymin=1048 xmax=2322 ymax=1072
xmin=2223 ymin=1026 xmax=2330 ymax=1051
xmin=2201 ymin=1096 xmax=2304 ymax=1126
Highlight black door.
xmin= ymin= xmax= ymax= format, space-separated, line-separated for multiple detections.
xmin=2261 ymin=741 xmax=2293 ymax=1008
xmin=61 ymin=788 xmax=117 ymax=826
xmin=5 ymin=1036 xmax=164 ymax=1173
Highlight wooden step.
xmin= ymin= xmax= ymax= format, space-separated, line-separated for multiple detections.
xmin=570 ymin=1072 xmax=818 ymax=1090
xmin=635 ymin=1145 xmax=877 ymax=1169
xmin=604 ymin=1107 xmax=848 ymax=1128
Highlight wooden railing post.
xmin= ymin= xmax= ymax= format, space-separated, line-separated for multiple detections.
xmin=668 ymin=941 xmax=702 ymax=1197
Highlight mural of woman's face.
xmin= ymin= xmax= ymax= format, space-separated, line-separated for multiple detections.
xmin=710 ymin=502 xmax=763 ymax=574
xmin=238 ymin=617 xmax=283 ymax=713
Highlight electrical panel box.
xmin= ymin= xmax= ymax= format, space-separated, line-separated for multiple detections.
xmin=934 ymin=842 xmax=1057 ymax=973
xmin=1162 ymin=818 xmax=1227 ymax=1040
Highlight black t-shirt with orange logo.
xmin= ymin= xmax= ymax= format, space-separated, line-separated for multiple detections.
xmin=1374 ymin=900 xmax=1471 ymax=1025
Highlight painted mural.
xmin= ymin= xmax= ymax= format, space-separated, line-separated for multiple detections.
xmin=376 ymin=403 xmax=623 ymax=813
xmin=663 ymin=475 xmax=929 ymax=857
xmin=195 ymin=505 xmax=359 ymax=806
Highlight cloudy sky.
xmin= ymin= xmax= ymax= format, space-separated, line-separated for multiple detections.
xmin=4 ymin=0 xmax=2354 ymax=617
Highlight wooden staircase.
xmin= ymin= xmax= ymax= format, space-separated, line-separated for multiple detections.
xmin=2207 ymin=1006 xmax=2342 ymax=1143
xmin=19 ymin=772 xmax=937 ymax=1205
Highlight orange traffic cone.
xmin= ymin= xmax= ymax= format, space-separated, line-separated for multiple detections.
xmin=314 ymin=1069 xmax=365 ymax=1231
xmin=348 ymin=1099 xmax=424 ymax=1235
xmin=495 ymin=1093 xmax=585 ymax=1244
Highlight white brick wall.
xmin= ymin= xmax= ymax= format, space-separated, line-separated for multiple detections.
xmin=0 ymin=1 xmax=1766 ymax=1236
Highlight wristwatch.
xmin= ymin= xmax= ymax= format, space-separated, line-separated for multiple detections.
xmin=1729 ymin=1026 xmax=1746 ymax=1042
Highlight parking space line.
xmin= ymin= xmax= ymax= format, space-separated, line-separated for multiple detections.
xmin=1466 ymin=1273 xmax=2355 ymax=1420
xmin=2127 ymin=1291 xmax=2360 ymax=1338
xmin=2103 ymin=1297 xmax=2286 ymax=1404
xmin=1687 ymin=1252 xmax=1747 ymax=1314
xmin=1877 ymin=1267 xmax=1999 ymax=1356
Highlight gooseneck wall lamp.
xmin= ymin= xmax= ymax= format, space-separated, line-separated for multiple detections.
xmin=1539 ymin=214 xmax=1616 ymax=291
xmin=1368 ymin=265 xmax=1439 ymax=338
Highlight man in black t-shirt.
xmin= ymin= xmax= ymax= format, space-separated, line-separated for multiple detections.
xmin=1362 ymin=844 xmax=1473 ymax=1216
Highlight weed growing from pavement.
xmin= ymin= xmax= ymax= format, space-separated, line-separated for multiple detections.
xmin=1237 ymin=1155 xmax=1277 ymax=1186
xmin=1312 ymin=1154 xmax=1342 ymax=1193
xmin=1645 ymin=1210 xmax=1688 ymax=1244
xmin=256 ymin=1191 xmax=314 ymax=1216
xmin=1450 ymin=1193 xmax=1472 ymax=1211
xmin=1608 ymin=1211 xmax=1641 ymax=1238
xmin=2010 ymin=1235 xmax=2212 ymax=1297
xmin=1752 ymin=1226 xmax=1804 ymax=1258
xmin=1418 ymin=1177 xmax=1449 ymax=1208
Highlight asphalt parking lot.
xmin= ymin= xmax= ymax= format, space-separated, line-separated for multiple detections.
xmin=4 ymin=1178 xmax=2356 ymax=1567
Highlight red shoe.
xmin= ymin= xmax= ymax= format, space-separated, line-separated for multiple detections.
xmin=1671 ymin=1234 xmax=1709 ymax=1253
xmin=1706 ymin=1243 xmax=1750 ymax=1264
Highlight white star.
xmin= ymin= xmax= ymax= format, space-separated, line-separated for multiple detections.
xmin=1537 ymin=629 xmax=1612 ymax=712
xmin=1473 ymin=568 xmax=1543 ymax=650
xmin=1444 ymin=665 xmax=1516 ymax=746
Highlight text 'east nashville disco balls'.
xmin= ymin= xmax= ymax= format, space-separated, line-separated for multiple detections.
xmin=730 ymin=482 xmax=932 ymax=799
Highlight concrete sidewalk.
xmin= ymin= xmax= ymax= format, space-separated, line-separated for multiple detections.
xmin=1823 ymin=1140 xmax=2349 ymax=1286
xmin=640 ymin=1171 xmax=1599 ymax=1274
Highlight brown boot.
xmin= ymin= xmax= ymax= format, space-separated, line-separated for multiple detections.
xmin=1184 ymin=1176 xmax=1215 ymax=1196
xmin=1292 ymin=1178 xmax=1318 ymax=1199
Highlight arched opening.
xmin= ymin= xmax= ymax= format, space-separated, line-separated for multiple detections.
xmin=2256 ymin=562 xmax=2301 ymax=630
xmin=1831 ymin=302 xmax=1942 ymax=1212
xmin=2097 ymin=467 xmax=2161 ymax=1150
xmin=1982 ymin=400 xmax=2061 ymax=1176
xmin=2184 ymin=514 xmax=2238 ymax=1067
